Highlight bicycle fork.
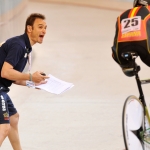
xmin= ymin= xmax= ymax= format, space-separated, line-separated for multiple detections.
xmin=135 ymin=73 xmax=150 ymax=147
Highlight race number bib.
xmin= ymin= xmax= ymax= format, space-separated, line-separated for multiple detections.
xmin=121 ymin=16 xmax=141 ymax=34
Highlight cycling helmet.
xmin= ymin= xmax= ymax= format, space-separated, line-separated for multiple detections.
xmin=133 ymin=0 xmax=150 ymax=7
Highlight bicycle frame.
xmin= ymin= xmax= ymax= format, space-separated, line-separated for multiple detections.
xmin=132 ymin=62 xmax=150 ymax=127
xmin=138 ymin=74 xmax=150 ymax=124
xmin=121 ymin=52 xmax=150 ymax=149
xmin=122 ymin=51 xmax=150 ymax=125
xmin=136 ymin=73 xmax=146 ymax=106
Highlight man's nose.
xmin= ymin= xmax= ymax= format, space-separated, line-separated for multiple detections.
xmin=42 ymin=28 xmax=46 ymax=34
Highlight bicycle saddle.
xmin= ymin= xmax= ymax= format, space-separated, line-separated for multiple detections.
xmin=121 ymin=52 xmax=140 ymax=77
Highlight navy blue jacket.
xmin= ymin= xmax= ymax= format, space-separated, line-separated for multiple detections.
xmin=0 ymin=33 xmax=32 ymax=91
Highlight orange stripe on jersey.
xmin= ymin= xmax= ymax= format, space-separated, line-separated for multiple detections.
xmin=129 ymin=7 xmax=138 ymax=18
xmin=147 ymin=5 xmax=150 ymax=11
xmin=134 ymin=7 xmax=141 ymax=16
xmin=130 ymin=8 xmax=137 ymax=17
xmin=145 ymin=14 xmax=150 ymax=22
xmin=128 ymin=9 xmax=133 ymax=18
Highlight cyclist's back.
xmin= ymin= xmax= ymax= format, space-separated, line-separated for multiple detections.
xmin=112 ymin=0 xmax=150 ymax=69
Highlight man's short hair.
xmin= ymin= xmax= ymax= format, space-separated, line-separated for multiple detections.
xmin=25 ymin=13 xmax=45 ymax=33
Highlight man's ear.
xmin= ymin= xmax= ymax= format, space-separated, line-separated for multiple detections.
xmin=27 ymin=25 xmax=32 ymax=33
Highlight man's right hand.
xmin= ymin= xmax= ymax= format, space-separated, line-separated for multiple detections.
xmin=31 ymin=71 xmax=49 ymax=83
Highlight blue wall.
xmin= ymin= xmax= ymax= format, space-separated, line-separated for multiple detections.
xmin=0 ymin=0 xmax=27 ymax=41
xmin=0 ymin=0 xmax=23 ymax=15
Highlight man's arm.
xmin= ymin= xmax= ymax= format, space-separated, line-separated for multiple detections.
xmin=14 ymin=80 xmax=47 ymax=87
xmin=13 ymin=80 xmax=26 ymax=86
xmin=1 ymin=62 xmax=30 ymax=81
xmin=1 ymin=62 xmax=49 ymax=83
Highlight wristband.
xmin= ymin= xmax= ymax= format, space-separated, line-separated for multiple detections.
xmin=26 ymin=80 xmax=35 ymax=88
xmin=29 ymin=73 xmax=32 ymax=81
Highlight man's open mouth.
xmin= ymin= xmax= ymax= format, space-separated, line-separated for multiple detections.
xmin=39 ymin=35 xmax=44 ymax=38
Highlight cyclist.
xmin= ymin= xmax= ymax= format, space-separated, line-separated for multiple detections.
xmin=112 ymin=0 xmax=150 ymax=76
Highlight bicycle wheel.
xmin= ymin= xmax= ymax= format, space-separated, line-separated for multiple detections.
xmin=122 ymin=95 xmax=144 ymax=150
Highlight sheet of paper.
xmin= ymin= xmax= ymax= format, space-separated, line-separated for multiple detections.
xmin=35 ymin=74 xmax=74 ymax=94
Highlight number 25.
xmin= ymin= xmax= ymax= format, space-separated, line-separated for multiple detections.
xmin=124 ymin=18 xmax=139 ymax=28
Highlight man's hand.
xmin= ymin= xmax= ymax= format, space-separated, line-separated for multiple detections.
xmin=35 ymin=80 xmax=47 ymax=86
xmin=34 ymin=80 xmax=48 ymax=90
xmin=32 ymin=71 xmax=49 ymax=83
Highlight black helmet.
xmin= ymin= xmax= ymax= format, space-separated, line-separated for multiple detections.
xmin=133 ymin=0 xmax=150 ymax=7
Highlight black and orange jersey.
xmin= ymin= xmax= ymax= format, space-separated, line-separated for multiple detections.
xmin=112 ymin=6 xmax=150 ymax=66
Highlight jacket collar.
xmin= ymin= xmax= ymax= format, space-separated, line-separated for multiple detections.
xmin=23 ymin=33 xmax=32 ymax=53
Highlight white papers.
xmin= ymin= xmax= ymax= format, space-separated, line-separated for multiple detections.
xmin=35 ymin=74 xmax=74 ymax=94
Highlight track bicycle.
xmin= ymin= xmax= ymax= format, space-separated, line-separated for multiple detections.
xmin=121 ymin=52 xmax=150 ymax=150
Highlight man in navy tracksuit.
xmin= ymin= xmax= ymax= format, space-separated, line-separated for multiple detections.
xmin=0 ymin=13 xmax=49 ymax=149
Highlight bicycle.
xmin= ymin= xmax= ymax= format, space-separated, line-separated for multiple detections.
xmin=121 ymin=52 xmax=150 ymax=150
